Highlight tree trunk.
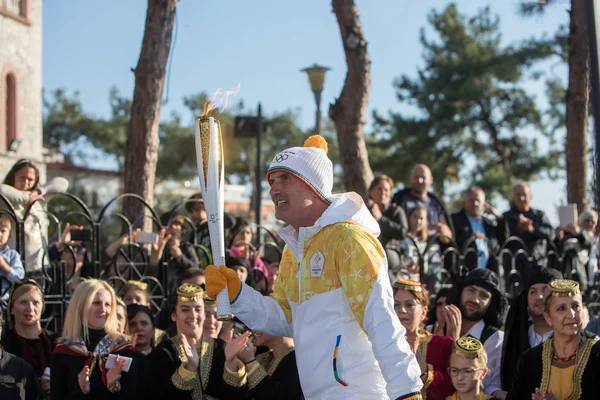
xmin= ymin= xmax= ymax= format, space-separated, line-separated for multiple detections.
xmin=566 ymin=0 xmax=590 ymax=213
xmin=123 ymin=0 xmax=178 ymax=224
xmin=330 ymin=0 xmax=374 ymax=201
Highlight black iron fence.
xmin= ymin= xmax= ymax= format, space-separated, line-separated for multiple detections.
xmin=0 ymin=191 xmax=599 ymax=331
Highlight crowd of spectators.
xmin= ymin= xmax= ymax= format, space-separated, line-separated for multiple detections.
xmin=1 ymin=158 xmax=600 ymax=399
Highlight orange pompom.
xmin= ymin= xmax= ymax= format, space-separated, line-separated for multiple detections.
xmin=303 ymin=135 xmax=328 ymax=154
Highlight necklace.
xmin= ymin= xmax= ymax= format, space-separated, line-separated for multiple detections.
xmin=552 ymin=336 xmax=582 ymax=366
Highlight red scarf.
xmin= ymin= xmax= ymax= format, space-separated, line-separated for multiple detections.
xmin=53 ymin=334 xmax=132 ymax=386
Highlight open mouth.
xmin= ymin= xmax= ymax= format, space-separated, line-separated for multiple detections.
xmin=275 ymin=199 xmax=288 ymax=208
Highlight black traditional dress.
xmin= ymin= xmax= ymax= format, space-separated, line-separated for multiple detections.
xmin=51 ymin=328 xmax=147 ymax=399
xmin=0 ymin=328 xmax=57 ymax=378
xmin=246 ymin=347 xmax=302 ymax=400
xmin=149 ymin=335 xmax=246 ymax=400
xmin=507 ymin=331 xmax=600 ymax=400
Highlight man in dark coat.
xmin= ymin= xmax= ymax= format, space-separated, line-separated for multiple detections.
xmin=500 ymin=267 xmax=562 ymax=391
xmin=451 ymin=186 xmax=502 ymax=274
xmin=498 ymin=182 xmax=554 ymax=286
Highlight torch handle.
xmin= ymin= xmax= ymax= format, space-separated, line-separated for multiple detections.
xmin=211 ymin=254 xmax=233 ymax=321
xmin=216 ymin=289 xmax=232 ymax=321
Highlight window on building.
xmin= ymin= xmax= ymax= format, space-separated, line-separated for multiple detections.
xmin=1 ymin=0 xmax=25 ymax=17
xmin=5 ymin=73 xmax=17 ymax=151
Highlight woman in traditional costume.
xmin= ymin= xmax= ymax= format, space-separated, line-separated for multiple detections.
xmin=51 ymin=279 xmax=146 ymax=399
xmin=1 ymin=280 xmax=57 ymax=398
xmin=508 ymin=280 xmax=600 ymax=400
xmin=237 ymin=330 xmax=302 ymax=399
xmin=446 ymin=336 xmax=498 ymax=400
xmin=149 ymin=283 xmax=249 ymax=399
xmin=393 ymin=279 xmax=456 ymax=400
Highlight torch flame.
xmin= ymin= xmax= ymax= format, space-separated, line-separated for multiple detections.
xmin=201 ymin=84 xmax=241 ymax=117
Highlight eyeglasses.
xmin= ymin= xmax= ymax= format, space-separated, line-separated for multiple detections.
xmin=447 ymin=367 xmax=483 ymax=377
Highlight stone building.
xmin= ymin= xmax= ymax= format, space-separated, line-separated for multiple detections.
xmin=0 ymin=0 xmax=43 ymax=177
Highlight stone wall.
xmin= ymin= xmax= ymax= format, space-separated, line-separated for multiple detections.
xmin=0 ymin=0 xmax=43 ymax=175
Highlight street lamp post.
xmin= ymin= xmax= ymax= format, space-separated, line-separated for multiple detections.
xmin=234 ymin=105 xmax=268 ymax=245
xmin=301 ymin=63 xmax=331 ymax=135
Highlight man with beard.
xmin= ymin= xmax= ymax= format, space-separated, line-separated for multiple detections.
xmin=500 ymin=267 xmax=562 ymax=392
xmin=447 ymin=269 xmax=507 ymax=399
xmin=391 ymin=164 xmax=454 ymax=241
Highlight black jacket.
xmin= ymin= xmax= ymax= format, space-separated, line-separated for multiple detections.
xmin=149 ymin=336 xmax=246 ymax=400
xmin=375 ymin=204 xmax=408 ymax=250
xmin=499 ymin=205 xmax=554 ymax=258
xmin=0 ymin=348 xmax=43 ymax=400
xmin=248 ymin=350 xmax=302 ymax=400
xmin=499 ymin=204 xmax=554 ymax=281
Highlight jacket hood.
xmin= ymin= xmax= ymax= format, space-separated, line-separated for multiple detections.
xmin=278 ymin=192 xmax=381 ymax=249
xmin=315 ymin=192 xmax=381 ymax=237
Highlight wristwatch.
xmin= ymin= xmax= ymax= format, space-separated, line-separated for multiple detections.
xmin=107 ymin=380 xmax=121 ymax=393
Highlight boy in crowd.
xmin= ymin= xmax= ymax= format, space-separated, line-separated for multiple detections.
xmin=0 ymin=215 xmax=24 ymax=296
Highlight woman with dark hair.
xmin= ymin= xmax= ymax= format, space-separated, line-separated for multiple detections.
xmin=400 ymin=207 xmax=445 ymax=293
xmin=425 ymin=287 xmax=450 ymax=333
xmin=1 ymin=280 xmax=57 ymax=399
xmin=367 ymin=175 xmax=408 ymax=275
xmin=127 ymin=304 xmax=156 ymax=356
xmin=0 ymin=159 xmax=69 ymax=274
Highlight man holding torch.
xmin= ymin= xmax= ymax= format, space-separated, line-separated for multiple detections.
xmin=206 ymin=135 xmax=423 ymax=400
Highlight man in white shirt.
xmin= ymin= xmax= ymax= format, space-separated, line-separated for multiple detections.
xmin=447 ymin=268 xmax=507 ymax=399
xmin=500 ymin=267 xmax=562 ymax=393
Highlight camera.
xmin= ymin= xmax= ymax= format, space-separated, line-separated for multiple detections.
xmin=137 ymin=231 xmax=159 ymax=244
xmin=70 ymin=229 xmax=92 ymax=241
xmin=232 ymin=321 xmax=250 ymax=337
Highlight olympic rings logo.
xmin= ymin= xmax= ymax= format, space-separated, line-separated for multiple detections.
xmin=273 ymin=153 xmax=289 ymax=163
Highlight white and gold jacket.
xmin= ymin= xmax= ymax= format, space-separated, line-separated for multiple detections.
xmin=231 ymin=192 xmax=423 ymax=400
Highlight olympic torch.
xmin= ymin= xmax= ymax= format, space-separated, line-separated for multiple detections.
xmin=194 ymin=116 xmax=233 ymax=321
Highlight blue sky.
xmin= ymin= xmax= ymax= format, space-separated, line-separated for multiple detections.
xmin=42 ymin=0 xmax=573 ymax=222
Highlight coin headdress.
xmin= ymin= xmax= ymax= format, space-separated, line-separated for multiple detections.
xmin=454 ymin=336 xmax=484 ymax=360
xmin=177 ymin=283 xmax=205 ymax=302
xmin=393 ymin=279 xmax=423 ymax=293
xmin=125 ymin=280 xmax=148 ymax=292
xmin=116 ymin=297 xmax=126 ymax=308
xmin=392 ymin=278 xmax=428 ymax=305
xmin=548 ymin=279 xmax=580 ymax=298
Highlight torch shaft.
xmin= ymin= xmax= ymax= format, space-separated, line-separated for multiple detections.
xmin=195 ymin=117 xmax=233 ymax=321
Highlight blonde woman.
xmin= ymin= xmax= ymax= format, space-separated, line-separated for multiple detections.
xmin=51 ymin=279 xmax=143 ymax=398
xmin=1 ymin=280 xmax=57 ymax=398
